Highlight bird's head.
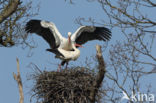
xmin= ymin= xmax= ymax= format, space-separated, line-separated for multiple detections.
xmin=68 ymin=32 xmax=72 ymax=43
xmin=68 ymin=32 xmax=72 ymax=37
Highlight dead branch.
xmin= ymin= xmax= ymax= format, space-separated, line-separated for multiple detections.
xmin=13 ymin=58 xmax=24 ymax=103
xmin=89 ymin=45 xmax=106 ymax=103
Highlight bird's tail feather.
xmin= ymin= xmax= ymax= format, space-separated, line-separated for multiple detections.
xmin=46 ymin=49 xmax=64 ymax=57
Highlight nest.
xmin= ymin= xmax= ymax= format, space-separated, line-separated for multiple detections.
xmin=31 ymin=67 xmax=102 ymax=103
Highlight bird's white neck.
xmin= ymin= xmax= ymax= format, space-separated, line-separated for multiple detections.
xmin=61 ymin=38 xmax=73 ymax=51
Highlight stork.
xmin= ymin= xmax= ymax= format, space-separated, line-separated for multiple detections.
xmin=25 ymin=19 xmax=111 ymax=71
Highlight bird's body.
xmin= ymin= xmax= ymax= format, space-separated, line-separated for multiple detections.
xmin=59 ymin=39 xmax=73 ymax=51
xmin=25 ymin=19 xmax=111 ymax=70
xmin=47 ymin=43 xmax=80 ymax=62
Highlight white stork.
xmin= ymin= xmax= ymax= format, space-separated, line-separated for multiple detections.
xmin=25 ymin=19 xmax=111 ymax=70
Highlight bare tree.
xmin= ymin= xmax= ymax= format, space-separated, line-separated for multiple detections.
xmin=0 ymin=0 xmax=38 ymax=48
xmin=73 ymin=0 xmax=156 ymax=102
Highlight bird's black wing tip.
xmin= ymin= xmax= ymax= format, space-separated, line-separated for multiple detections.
xmin=25 ymin=19 xmax=42 ymax=33
xmin=95 ymin=26 xmax=112 ymax=41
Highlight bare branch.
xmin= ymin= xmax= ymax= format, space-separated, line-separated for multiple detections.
xmin=0 ymin=0 xmax=20 ymax=24
xmin=78 ymin=0 xmax=156 ymax=102
xmin=0 ymin=0 xmax=38 ymax=48
xmin=144 ymin=0 xmax=156 ymax=6
xmin=89 ymin=45 xmax=106 ymax=102
xmin=13 ymin=58 xmax=24 ymax=103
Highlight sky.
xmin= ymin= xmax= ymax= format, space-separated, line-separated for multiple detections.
xmin=0 ymin=0 xmax=112 ymax=103
xmin=0 ymin=0 xmax=155 ymax=103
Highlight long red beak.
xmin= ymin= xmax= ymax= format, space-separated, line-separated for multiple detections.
xmin=75 ymin=43 xmax=83 ymax=48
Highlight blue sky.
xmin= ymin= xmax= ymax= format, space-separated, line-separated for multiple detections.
xmin=0 ymin=0 xmax=113 ymax=103
xmin=0 ymin=0 xmax=155 ymax=103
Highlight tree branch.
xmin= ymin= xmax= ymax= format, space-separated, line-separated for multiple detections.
xmin=0 ymin=0 xmax=20 ymax=24
xmin=145 ymin=0 xmax=156 ymax=6
xmin=89 ymin=45 xmax=106 ymax=103
xmin=13 ymin=58 xmax=24 ymax=103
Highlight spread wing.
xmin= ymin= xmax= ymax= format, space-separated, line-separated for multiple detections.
xmin=25 ymin=19 xmax=64 ymax=49
xmin=71 ymin=26 xmax=111 ymax=46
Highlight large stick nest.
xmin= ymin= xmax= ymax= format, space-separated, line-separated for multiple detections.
xmin=31 ymin=67 xmax=102 ymax=103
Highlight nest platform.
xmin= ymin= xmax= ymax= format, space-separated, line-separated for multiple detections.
xmin=31 ymin=67 xmax=102 ymax=103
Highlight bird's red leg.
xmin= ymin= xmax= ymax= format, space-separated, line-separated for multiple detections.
xmin=65 ymin=62 xmax=68 ymax=69
xmin=57 ymin=64 xmax=61 ymax=72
